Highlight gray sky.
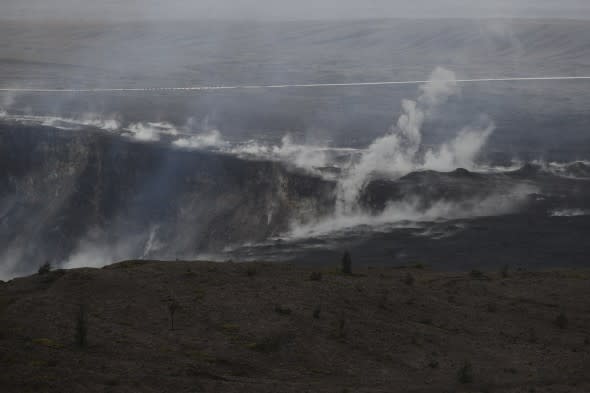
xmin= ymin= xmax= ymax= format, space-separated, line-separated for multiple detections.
xmin=2 ymin=0 xmax=590 ymax=21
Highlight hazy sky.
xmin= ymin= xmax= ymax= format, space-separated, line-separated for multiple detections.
xmin=2 ymin=0 xmax=590 ymax=21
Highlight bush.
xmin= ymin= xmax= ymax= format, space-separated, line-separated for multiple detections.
xmin=309 ymin=272 xmax=323 ymax=281
xmin=341 ymin=251 xmax=352 ymax=275
xmin=501 ymin=265 xmax=509 ymax=278
xmin=403 ymin=273 xmax=415 ymax=286
xmin=330 ymin=319 xmax=347 ymax=341
xmin=168 ymin=299 xmax=180 ymax=330
xmin=554 ymin=312 xmax=568 ymax=329
xmin=38 ymin=261 xmax=51 ymax=275
xmin=458 ymin=361 xmax=474 ymax=384
xmin=313 ymin=305 xmax=321 ymax=319
xmin=75 ymin=304 xmax=88 ymax=348
xmin=248 ymin=333 xmax=293 ymax=353
xmin=274 ymin=305 xmax=292 ymax=316
xmin=528 ymin=328 xmax=538 ymax=343
xmin=246 ymin=267 xmax=257 ymax=277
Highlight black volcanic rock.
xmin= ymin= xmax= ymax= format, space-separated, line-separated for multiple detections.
xmin=360 ymin=168 xmax=502 ymax=213
xmin=563 ymin=161 xmax=590 ymax=178
xmin=507 ymin=162 xmax=544 ymax=179
xmin=0 ymin=124 xmax=336 ymax=276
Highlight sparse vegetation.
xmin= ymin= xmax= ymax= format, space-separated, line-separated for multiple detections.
xmin=458 ymin=361 xmax=474 ymax=384
xmin=1 ymin=261 xmax=589 ymax=392
xmin=330 ymin=319 xmax=347 ymax=341
xmin=246 ymin=267 xmax=257 ymax=277
xmin=470 ymin=269 xmax=485 ymax=279
xmin=309 ymin=271 xmax=323 ymax=281
xmin=501 ymin=264 xmax=510 ymax=278
xmin=313 ymin=305 xmax=321 ymax=319
xmin=403 ymin=273 xmax=415 ymax=286
xmin=419 ymin=318 xmax=433 ymax=325
xmin=341 ymin=251 xmax=352 ymax=275
xmin=378 ymin=293 xmax=389 ymax=310
xmin=221 ymin=323 xmax=240 ymax=334
xmin=168 ymin=298 xmax=180 ymax=330
xmin=33 ymin=338 xmax=62 ymax=349
xmin=274 ymin=305 xmax=292 ymax=315
xmin=528 ymin=328 xmax=538 ymax=344
xmin=247 ymin=333 xmax=293 ymax=353
xmin=75 ymin=304 xmax=88 ymax=348
xmin=554 ymin=312 xmax=568 ymax=329
xmin=38 ymin=261 xmax=51 ymax=275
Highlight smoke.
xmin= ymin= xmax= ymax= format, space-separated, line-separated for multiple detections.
xmin=533 ymin=160 xmax=590 ymax=180
xmin=124 ymin=122 xmax=179 ymax=142
xmin=173 ymin=129 xmax=228 ymax=149
xmin=173 ymin=132 xmax=347 ymax=175
xmin=4 ymin=1 xmax=590 ymax=21
xmin=337 ymin=67 xmax=492 ymax=212
xmin=0 ymin=93 xmax=16 ymax=116
xmin=288 ymin=184 xmax=535 ymax=239
xmin=61 ymin=226 xmax=159 ymax=270
xmin=550 ymin=209 xmax=590 ymax=217
xmin=0 ymin=112 xmax=121 ymax=132
xmin=142 ymin=225 xmax=163 ymax=258
xmin=423 ymin=118 xmax=495 ymax=171
xmin=281 ymin=66 xmax=517 ymax=239
xmin=61 ymin=240 xmax=137 ymax=270
xmin=0 ymin=247 xmax=26 ymax=281
xmin=229 ymin=135 xmax=332 ymax=173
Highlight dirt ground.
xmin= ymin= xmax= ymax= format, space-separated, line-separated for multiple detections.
xmin=1 ymin=260 xmax=589 ymax=392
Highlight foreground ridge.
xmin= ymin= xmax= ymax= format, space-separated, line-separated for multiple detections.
xmin=1 ymin=260 xmax=589 ymax=392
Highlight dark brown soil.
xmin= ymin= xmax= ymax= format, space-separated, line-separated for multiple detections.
xmin=1 ymin=261 xmax=589 ymax=392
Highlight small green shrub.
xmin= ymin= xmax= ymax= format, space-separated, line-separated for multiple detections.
xmin=378 ymin=294 xmax=389 ymax=310
xmin=248 ymin=333 xmax=293 ymax=353
xmin=313 ymin=305 xmax=321 ymax=319
xmin=76 ymin=304 xmax=88 ymax=348
xmin=501 ymin=265 xmax=510 ymax=278
xmin=38 ymin=261 xmax=51 ymax=275
xmin=246 ymin=267 xmax=257 ymax=277
xmin=554 ymin=312 xmax=568 ymax=329
xmin=274 ymin=305 xmax=292 ymax=315
xmin=221 ymin=323 xmax=240 ymax=334
xmin=341 ymin=251 xmax=352 ymax=275
xmin=330 ymin=319 xmax=347 ymax=341
xmin=403 ymin=273 xmax=415 ymax=286
xmin=309 ymin=272 xmax=323 ymax=281
xmin=458 ymin=361 xmax=474 ymax=384
xmin=528 ymin=328 xmax=538 ymax=343
xmin=33 ymin=338 xmax=62 ymax=348
xmin=168 ymin=299 xmax=180 ymax=330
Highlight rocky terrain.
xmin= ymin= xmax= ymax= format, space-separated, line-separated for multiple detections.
xmin=1 ymin=260 xmax=589 ymax=392
xmin=4 ymin=124 xmax=590 ymax=279
xmin=0 ymin=124 xmax=335 ymax=277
